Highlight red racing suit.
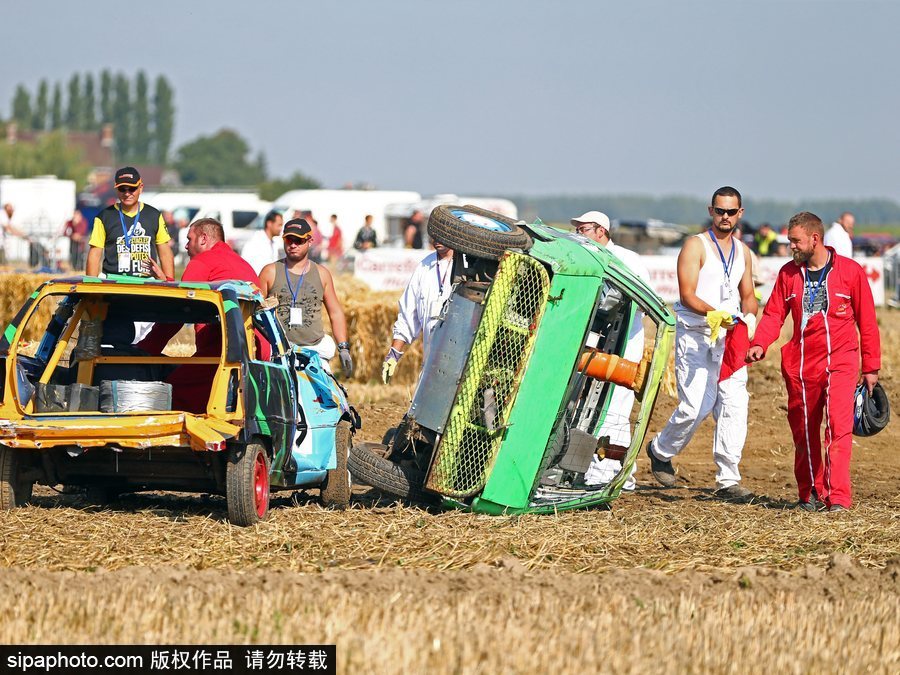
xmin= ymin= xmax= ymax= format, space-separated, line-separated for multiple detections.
xmin=750 ymin=249 xmax=880 ymax=508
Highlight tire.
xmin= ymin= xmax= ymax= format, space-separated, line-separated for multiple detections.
xmin=320 ymin=420 xmax=352 ymax=509
xmin=348 ymin=443 xmax=437 ymax=505
xmin=427 ymin=205 xmax=532 ymax=260
xmin=226 ymin=441 xmax=270 ymax=526
xmin=0 ymin=446 xmax=31 ymax=509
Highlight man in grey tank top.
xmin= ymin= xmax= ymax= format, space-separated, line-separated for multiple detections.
xmin=258 ymin=218 xmax=353 ymax=377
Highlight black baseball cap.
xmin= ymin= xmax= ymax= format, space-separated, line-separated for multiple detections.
xmin=282 ymin=218 xmax=312 ymax=240
xmin=114 ymin=167 xmax=142 ymax=188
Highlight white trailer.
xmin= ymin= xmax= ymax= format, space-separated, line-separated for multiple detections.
xmin=0 ymin=175 xmax=77 ymax=265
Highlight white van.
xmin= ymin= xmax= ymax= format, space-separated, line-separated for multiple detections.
xmin=141 ymin=189 xmax=272 ymax=252
xmin=249 ymin=189 xmax=422 ymax=246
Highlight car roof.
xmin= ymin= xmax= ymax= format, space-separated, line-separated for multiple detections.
xmin=42 ymin=275 xmax=264 ymax=302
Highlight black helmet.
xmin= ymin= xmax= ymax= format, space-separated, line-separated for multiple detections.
xmin=853 ymin=382 xmax=890 ymax=437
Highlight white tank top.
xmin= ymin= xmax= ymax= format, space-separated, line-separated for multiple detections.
xmin=674 ymin=232 xmax=745 ymax=327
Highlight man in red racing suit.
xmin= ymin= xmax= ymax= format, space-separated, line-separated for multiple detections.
xmin=747 ymin=211 xmax=880 ymax=511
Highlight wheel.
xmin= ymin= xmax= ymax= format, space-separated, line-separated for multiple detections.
xmin=427 ymin=205 xmax=532 ymax=260
xmin=348 ymin=443 xmax=437 ymax=505
xmin=226 ymin=441 xmax=270 ymax=526
xmin=0 ymin=446 xmax=32 ymax=509
xmin=320 ymin=420 xmax=352 ymax=509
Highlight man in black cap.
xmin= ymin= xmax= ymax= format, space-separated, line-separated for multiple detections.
xmin=258 ymin=218 xmax=352 ymax=376
xmin=85 ymin=166 xmax=174 ymax=279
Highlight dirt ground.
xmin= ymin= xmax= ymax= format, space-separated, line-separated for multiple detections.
xmin=0 ymin=312 xmax=898 ymax=673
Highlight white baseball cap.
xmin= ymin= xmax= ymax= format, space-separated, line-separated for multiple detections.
xmin=571 ymin=211 xmax=612 ymax=232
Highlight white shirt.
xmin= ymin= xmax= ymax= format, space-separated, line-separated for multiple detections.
xmin=606 ymin=241 xmax=651 ymax=283
xmin=240 ymin=230 xmax=282 ymax=275
xmin=392 ymin=251 xmax=454 ymax=361
xmin=604 ymin=240 xmax=649 ymax=361
xmin=824 ymin=221 xmax=853 ymax=257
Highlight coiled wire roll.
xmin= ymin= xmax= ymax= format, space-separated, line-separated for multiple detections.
xmin=99 ymin=381 xmax=172 ymax=412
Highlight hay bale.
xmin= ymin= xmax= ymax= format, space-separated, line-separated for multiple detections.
xmin=0 ymin=273 xmax=57 ymax=342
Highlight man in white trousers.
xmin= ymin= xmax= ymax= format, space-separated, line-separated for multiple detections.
xmin=571 ymin=211 xmax=650 ymax=491
xmin=645 ymin=186 xmax=758 ymax=501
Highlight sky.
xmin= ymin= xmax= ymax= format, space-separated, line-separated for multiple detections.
xmin=2 ymin=0 xmax=898 ymax=202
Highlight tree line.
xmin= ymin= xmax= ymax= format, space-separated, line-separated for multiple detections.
xmin=515 ymin=194 xmax=900 ymax=228
xmin=9 ymin=71 xmax=175 ymax=165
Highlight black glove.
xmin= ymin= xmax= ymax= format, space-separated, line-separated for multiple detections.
xmin=338 ymin=341 xmax=353 ymax=377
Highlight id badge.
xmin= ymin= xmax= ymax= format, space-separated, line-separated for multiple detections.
xmin=289 ymin=306 xmax=303 ymax=326
xmin=429 ymin=299 xmax=444 ymax=320
xmin=721 ymin=284 xmax=732 ymax=303
xmin=118 ymin=252 xmax=131 ymax=273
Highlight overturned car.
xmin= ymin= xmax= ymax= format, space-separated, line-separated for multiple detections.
xmin=349 ymin=205 xmax=675 ymax=513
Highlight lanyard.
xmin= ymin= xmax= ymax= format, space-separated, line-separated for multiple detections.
xmin=118 ymin=204 xmax=141 ymax=248
xmin=435 ymin=257 xmax=450 ymax=294
xmin=708 ymin=229 xmax=735 ymax=281
xmin=804 ymin=253 xmax=832 ymax=313
xmin=284 ymin=260 xmax=308 ymax=306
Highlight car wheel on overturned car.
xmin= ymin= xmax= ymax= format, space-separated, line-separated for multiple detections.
xmin=320 ymin=420 xmax=352 ymax=510
xmin=427 ymin=205 xmax=532 ymax=260
xmin=226 ymin=441 xmax=270 ymax=526
xmin=348 ymin=443 xmax=438 ymax=506
xmin=0 ymin=445 xmax=32 ymax=509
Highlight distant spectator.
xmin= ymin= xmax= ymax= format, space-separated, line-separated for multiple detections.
xmin=354 ymin=214 xmax=378 ymax=250
xmin=326 ymin=213 xmax=344 ymax=261
xmin=824 ymin=211 xmax=854 ymax=258
xmin=63 ymin=209 xmax=89 ymax=270
xmin=774 ymin=234 xmax=790 ymax=257
xmin=298 ymin=210 xmax=324 ymax=263
xmin=241 ymin=210 xmax=284 ymax=274
xmin=0 ymin=203 xmax=30 ymax=265
xmin=404 ymin=209 xmax=425 ymax=249
xmin=754 ymin=222 xmax=778 ymax=256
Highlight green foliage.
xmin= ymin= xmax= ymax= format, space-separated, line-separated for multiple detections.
xmin=83 ymin=74 xmax=97 ymax=131
xmin=259 ymin=171 xmax=322 ymax=200
xmin=11 ymin=85 xmax=31 ymax=127
xmin=0 ymin=130 xmax=90 ymax=186
xmin=33 ymin=81 xmax=49 ymax=131
xmin=112 ymin=73 xmax=131 ymax=159
xmin=100 ymin=70 xmax=113 ymax=124
xmin=50 ymin=84 xmax=62 ymax=129
xmin=65 ymin=73 xmax=83 ymax=129
xmin=174 ymin=129 xmax=267 ymax=186
xmin=132 ymin=71 xmax=150 ymax=162
xmin=152 ymin=75 xmax=175 ymax=164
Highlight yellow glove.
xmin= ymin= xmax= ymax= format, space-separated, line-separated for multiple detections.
xmin=382 ymin=347 xmax=403 ymax=384
xmin=705 ymin=310 xmax=736 ymax=345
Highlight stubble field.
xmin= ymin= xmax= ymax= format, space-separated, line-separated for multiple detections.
xmin=0 ymin=282 xmax=898 ymax=674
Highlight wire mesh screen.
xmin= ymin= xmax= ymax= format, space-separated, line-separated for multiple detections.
xmin=425 ymin=253 xmax=550 ymax=497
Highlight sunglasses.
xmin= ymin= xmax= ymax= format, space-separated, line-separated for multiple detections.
xmin=575 ymin=225 xmax=597 ymax=234
xmin=117 ymin=186 xmax=138 ymax=194
xmin=284 ymin=236 xmax=312 ymax=246
xmin=712 ymin=207 xmax=740 ymax=216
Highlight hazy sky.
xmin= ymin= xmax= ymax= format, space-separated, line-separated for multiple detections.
xmin=3 ymin=1 xmax=897 ymax=201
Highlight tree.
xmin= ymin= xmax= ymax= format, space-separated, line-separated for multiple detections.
xmin=33 ymin=80 xmax=49 ymax=131
xmin=83 ymin=73 xmax=97 ymax=131
xmin=65 ymin=73 xmax=83 ymax=129
xmin=0 ymin=130 xmax=90 ymax=185
xmin=100 ymin=70 xmax=113 ymax=124
xmin=259 ymin=171 xmax=322 ymax=200
xmin=132 ymin=71 xmax=151 ymax=162
xmin=152 ymin=75 xmax=175 ymax=165
xmin=174 ymin=129 xmax=267 ymax=186
xmin=11 ymin=84 xmax=32 ymax=128
xmin=50 ymin=83 xmax=63 ymax=129
xmin=112 ymin=73 xmax=131 ymax=160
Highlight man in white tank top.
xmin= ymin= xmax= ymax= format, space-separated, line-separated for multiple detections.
xmin=645 ymin=187 xmax=759 ymax=501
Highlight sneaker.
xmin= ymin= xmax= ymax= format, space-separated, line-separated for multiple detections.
xmin=796 ymin=499 xmax=819 ymax=511
xmin=646 ymin=439 xmax=676 ymax=487
xmin=828 ymin=504 xmax=849 ymax=513
xmin=714 ymin=484 xmax=754 ymax=503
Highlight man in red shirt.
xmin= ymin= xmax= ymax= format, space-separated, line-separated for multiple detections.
xmin=746 ymin=212 xmax=880 ymax=512
xmin=140 ymin=218 xmax=267 ymax=411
